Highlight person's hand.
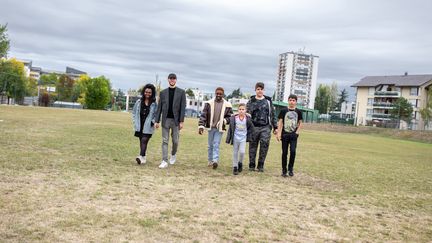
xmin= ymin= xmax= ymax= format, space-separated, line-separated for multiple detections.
xmin=155 ymin=123 xmax=160 ymax=129
xmin=179 ymin=122 xmax=184 ymax=130
xmin=198 ymin=128 xmax=204 ymax=135
xmin=276 ymin=133 xmax=281 ymax=142
xmin=273 ymin=128 xmax=278 ymax=135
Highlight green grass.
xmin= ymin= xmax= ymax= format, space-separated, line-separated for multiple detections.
xmin=0 ymin=105 xmax=431 ymax=242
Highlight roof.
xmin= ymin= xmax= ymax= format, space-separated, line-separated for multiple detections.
xmin=66 ymin=67 xmax=86 ymax=75
xmin=352 ymin=74 xmax=432 ymax=87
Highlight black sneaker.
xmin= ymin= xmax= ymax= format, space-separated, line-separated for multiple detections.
xmin=257 ymin=168 xmax=264 ymax=172
xmin=281 ymin=172 xmax=287 ymax=177
xmin=288 ymin=171 xmax=294 ymax=177
xmin=238 ymin=162 xmax=243 ymax=173
xmin=212 ymin=162 xmax=218 ymax=170
xmin=233 ymin=167 xmax=239 ymax=175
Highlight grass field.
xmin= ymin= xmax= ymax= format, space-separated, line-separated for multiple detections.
xmin=1 ymin=106 xmax=431 ymax=242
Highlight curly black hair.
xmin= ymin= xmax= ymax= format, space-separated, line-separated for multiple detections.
xmin=141 ymin=83 xmax=156 ymax=103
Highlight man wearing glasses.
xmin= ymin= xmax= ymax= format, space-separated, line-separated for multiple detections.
xmin=198 ymin=87 xmax=233 ymax=169
xmin=155 ymin=73 xmax=186 ymax=169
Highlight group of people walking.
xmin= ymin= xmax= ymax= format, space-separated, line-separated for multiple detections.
xmin=132 ymin=73 xmax=302 ymax=177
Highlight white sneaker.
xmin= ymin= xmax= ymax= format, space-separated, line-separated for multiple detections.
xmin=136 ymin=156 xmax=147 ymax=165
xmin=169 ymin=155 xmax=176 ymax=165
xmin=159 ymin=160 xmax=168 ymax=169
xmin=136 ymin=156 xmax=142 ymax=165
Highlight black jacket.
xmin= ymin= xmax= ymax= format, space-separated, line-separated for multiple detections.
xmin=246 ymin=95 xmax=277 ymax=130
xmin=225 ymin=114 xmax=255 ymax=145
xmin=198 ymin=98 xmax=233 ymax=132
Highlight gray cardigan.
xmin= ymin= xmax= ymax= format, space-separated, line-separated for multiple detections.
xmin=132 ymin=99 xmax=157 ymax=134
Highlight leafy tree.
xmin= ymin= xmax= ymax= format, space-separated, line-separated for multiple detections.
xmin=186 ymin=88 xmax=195 ymax=98
xmin=329 ymin=81 xmax=338 ymax=111
xmin=85 ymin=76 xmax=111 ymax=109
xmin=226 ymin=88 xmax=242 ymax=99
xmin=0 ymin=24 xmax=10 ymax=58
xmin=336 ymin=88 xmax=349 ymax=111
xmin=40 ymin=73 xmax=59 ymax=85
xmin=39 ymin=92 xmax=50 ymax=106
xmin=26 ymin=77 xmax=38 ymax=96
xmin=0 ymin=58 xmax=27 ymax=103
xmin=71 ymin=74 xmax=90 ymax=103
xmin=314 ymin=84 xmax=331 ymax=114
xmin=390 ymin=97 xmax=413 ymax=127
xmin=56 ymin=74 xmax=75 ymax=101
xmin=420 ymin=88 xmax=432 ymax=130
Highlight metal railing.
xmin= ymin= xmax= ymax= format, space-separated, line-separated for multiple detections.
xmin=372 ymin=102 xmax=395 ymax=108
xmin=372 ymin=113 xmax=392 ymax=118
xmin=374 ymin=91 xmax=401 ymax=97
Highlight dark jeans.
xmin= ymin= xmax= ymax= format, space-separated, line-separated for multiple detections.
xmin=139 ymin=134 xmax=152 ymax=156
xmin=281 ymin=133 xmax=298 ymax=173
xmin=249 ymin=125 xmax=271 ymax=169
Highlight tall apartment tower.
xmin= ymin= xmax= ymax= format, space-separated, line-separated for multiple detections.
xmin=275 ymin=51 xmax=319 ymax=109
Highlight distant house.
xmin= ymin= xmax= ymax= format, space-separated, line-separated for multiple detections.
xmin=351 ymin=74 xmax=432 ymax=130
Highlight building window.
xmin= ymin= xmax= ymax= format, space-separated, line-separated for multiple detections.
xmin=366 ymin=109 xmax=373 ymax=117
xmin=195 ymin=102 xmax=197 ymax=106
xmin=189 ymin=101 xmax=192 ymax=106
xmin=367 ymin=98 xmax=374 ymax=106
xmin=410 ymin=87 xmax=418 ymax=96
xmin=409 ymin=99 xmax=418 ymax=108
xmin=369 ymin=87 xmax=375 ymax=95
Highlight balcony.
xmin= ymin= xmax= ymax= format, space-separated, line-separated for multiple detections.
xmin=374 ymin=91 xmax=401 ymax=97
xmin=372 ymin=102 xmax=395 ymax=109
xmin=371 ymin=113 xmax=392 ymax=119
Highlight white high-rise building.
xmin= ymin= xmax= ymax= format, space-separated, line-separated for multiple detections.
xmin=275 ymin=51 xmax=319 ymax=109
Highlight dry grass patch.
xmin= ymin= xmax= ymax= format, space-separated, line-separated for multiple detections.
xmin=1 ymin=106 xmax=431 ymax=242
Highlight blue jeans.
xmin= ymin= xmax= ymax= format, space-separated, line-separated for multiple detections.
xmin=208 ymin=128 xmax=223 ymax=162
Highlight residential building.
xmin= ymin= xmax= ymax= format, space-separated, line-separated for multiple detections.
xmin=275 ymin=51 xmax=319 ymax=109
xmin=185 ymin=88 xmax=206 ymax=117
xmin=30 ymin=66 xmax=41 ymax=81
xmin=65 ymin=66 xmax=86 ymax=80
xmin=352 ymin=74 xmax=432 ymax=130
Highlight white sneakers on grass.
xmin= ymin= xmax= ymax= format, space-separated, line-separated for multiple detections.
xmin=169 ymin=154 xmax=176 ymax=165
xmin=136 ymin=156 xmax=146 ymax=165
xmin=159 ymin=160 xmax=168 ymax=168
xmin=159 ymin=154 xmax=176 ymax=169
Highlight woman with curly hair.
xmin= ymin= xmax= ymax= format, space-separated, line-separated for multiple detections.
xmin=132 ymin=83 xmax=157 ymax=165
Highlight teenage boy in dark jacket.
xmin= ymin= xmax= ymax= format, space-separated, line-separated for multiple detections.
xmin=246 ymin=82 xmax=278 ymax=172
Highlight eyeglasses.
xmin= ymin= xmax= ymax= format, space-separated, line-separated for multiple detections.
xmin=169 ymin=77 xmax=177 ymax=80
xmin=216 ymin=93 xmax=223 ymax=95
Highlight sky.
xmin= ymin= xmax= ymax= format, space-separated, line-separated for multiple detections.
xmin=1 ymin=0 xmax=431 ymax=99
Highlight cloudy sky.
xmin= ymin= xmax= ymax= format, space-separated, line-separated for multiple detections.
xmin=1 ymin=0 xmax=431 ymax=98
